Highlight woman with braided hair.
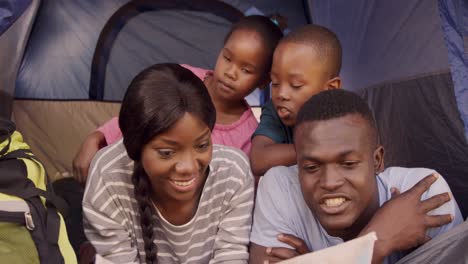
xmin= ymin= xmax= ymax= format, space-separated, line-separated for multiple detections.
xmin=83 ymin=63 xmax=254 ymax=263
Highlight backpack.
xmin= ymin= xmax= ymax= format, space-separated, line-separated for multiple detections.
xmin=0 ymin=118 xmax=77 ymax=264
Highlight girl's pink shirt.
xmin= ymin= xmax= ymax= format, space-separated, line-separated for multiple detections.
xmin=97 ymin=64 xmax=258 ymax=155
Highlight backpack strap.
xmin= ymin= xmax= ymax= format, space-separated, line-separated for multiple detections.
xmin=0 ymin=149 xmax=69 ymax=217
xmin=0 ymin=118 xmax=15 ymax=156
xmin=26 ymin=190 xmax=65 ymax=264
xmin=0 ymin=120 xmax=66 ymax=263
xmin=0 ymin=157 xmax=66 ymax=264
xmin=0 ymin=148 xmax=33 ymax=161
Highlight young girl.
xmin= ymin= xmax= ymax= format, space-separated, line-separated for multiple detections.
xmin=73 ymin=15 xmax=283 ymax=184
xmin=83 ymin=64 xmax=254 ymax=263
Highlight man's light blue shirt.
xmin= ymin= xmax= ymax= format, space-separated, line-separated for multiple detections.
xmin=250 ymin=166 xmax=463 ymax=264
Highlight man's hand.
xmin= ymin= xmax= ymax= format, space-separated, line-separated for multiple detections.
xmin=360 ymin=173 xmax=453 ymax=263
xmin=73 ymin=131 xmax=106 ymax=186
xmin=263 ymin=234 xmax=310 ymax=263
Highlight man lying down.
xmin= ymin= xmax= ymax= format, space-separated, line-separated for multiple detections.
xmin=249 ymin=89 xmax=464 ymax=264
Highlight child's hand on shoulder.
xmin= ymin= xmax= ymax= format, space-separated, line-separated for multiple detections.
xmin=73 ymin=131 xmax=106 ymax=186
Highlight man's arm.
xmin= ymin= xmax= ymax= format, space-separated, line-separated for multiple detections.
xmin=250 ymin=135 xmax=296 ymax=176
xmin=359 ymin=174 xmax=454 ymax=264
xmin=249 ymin=167 xmax=307 ymax=263
xmin=249 ymin=235 xmax=310 ymax=264
xmin=249 ymin=243 xmax=269 ymax=264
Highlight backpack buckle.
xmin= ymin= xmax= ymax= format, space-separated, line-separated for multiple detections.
xmin=24 ymin=212 xmax=35 ymax=230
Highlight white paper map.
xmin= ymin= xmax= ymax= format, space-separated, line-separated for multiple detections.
xmin=279 ymin=232 xmax=377 ymax=264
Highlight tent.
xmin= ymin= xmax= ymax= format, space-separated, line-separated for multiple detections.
xmin=3 ymin=0 xmax=308 ymax=181
xmin=0 ymin=0 xmax=467 ymax=217
xmin=0 ymin=0 xmax=39 ymax=119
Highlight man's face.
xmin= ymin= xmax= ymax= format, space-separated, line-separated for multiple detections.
xmin=295 ymin=114 xmax=383 ymax=239
xmin=270 ymin=42 xmax=332 ymax=127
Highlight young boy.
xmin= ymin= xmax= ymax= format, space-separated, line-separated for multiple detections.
xmin=249 ymin=90 xmax=463 ymax=264
xmin=250 ymin=24 xmax=342 ymax=176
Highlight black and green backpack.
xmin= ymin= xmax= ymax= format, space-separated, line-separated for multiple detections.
xmin=0 ymin=118 xmax=77 ymax=264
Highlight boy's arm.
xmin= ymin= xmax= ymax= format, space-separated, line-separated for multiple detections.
xmin=250 ymin=101 xmax=296 ymax=176
xmin=250 ymin=135 xmax=296 ymax=176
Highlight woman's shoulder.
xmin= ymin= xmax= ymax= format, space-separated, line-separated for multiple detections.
xmin=211 ymin=144 xmax=249 ymax=164
xmin=210 ymin=144 xmax=252 ymax=181
xmin=87 ymin=140 xmax=134 ymax=188
xmin=91 ymin=139 xmax=129 ymax=167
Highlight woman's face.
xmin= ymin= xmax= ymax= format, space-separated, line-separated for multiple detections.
xmin=141 ymin=112 xmax=212 ymax=204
